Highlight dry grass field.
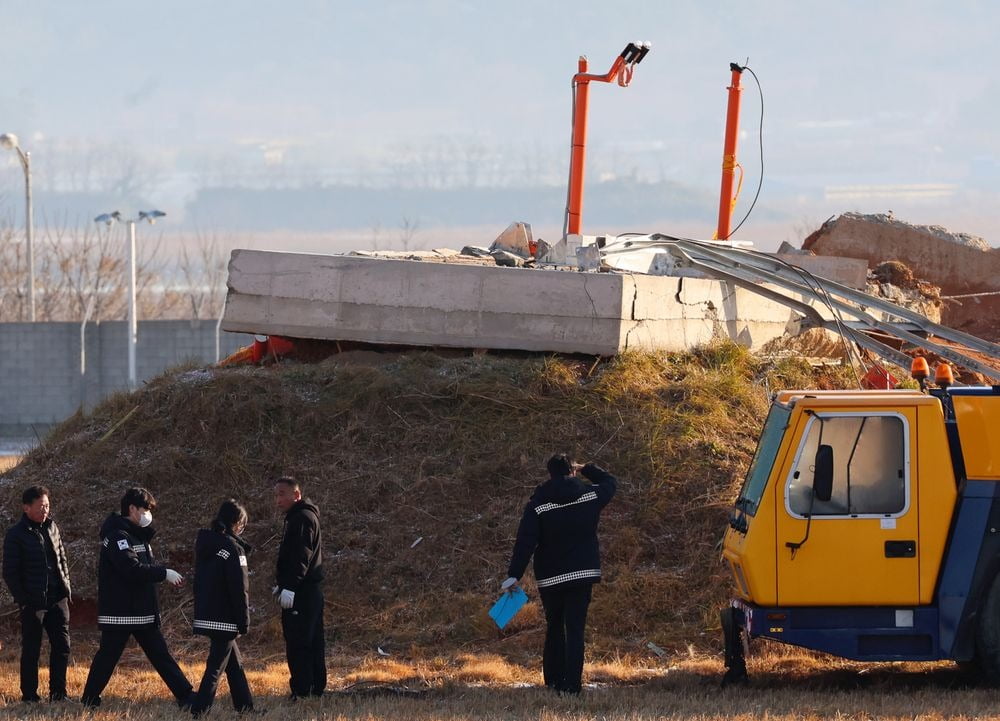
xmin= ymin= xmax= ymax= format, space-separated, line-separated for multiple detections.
xmin=0 ymin=645 xmax=995 ymax=721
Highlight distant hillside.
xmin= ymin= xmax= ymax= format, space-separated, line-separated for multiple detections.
xmin=183 ymin=180 xmax=719 ymax=232
xmin=0 ymin=344 xmax=850 ymax=656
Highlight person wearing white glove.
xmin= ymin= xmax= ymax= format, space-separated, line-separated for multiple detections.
xmin=504 ymin=455 xmax=617 ymax=696
xmin=273 ymin=476 xmax=326 ymax=699
xmin=82 ymin=487 xmax=194 ymax=709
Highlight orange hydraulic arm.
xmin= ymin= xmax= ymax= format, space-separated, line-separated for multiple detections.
xmin=565 ymin=42 xmax=651 ymax=238
xmin=716 ymin=63 xmax=744 ymax=240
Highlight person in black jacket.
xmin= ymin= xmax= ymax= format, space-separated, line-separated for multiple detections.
xmin=503 ymin=455 xmax=617 ymax=695
xmin=273 ymin=476 xmax=325 ymax=699
xmin=81 ymin=487 xmax=193 ymax=709
xmin=2 ymin=485 xmax=72 ymax=702
xmin=190 ymin=499 xmax=254 ymax=715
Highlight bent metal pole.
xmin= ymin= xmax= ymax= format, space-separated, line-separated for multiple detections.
xmin=716 ymin=63 xmax=744 ymax=240
xmin=565 ymin=42 xmax=649 ymax=238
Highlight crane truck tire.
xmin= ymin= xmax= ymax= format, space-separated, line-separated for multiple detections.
xmin=974 ymin=572 xmax=1000 ymax=685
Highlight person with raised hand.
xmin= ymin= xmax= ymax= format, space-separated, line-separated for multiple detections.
xmin=503 ymin=455 xmax=617 ymax=696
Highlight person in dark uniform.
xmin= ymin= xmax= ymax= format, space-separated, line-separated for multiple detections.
xmin=2 ymin=485 xmax=72 ymax=703
xmin=190 ymin=499 xmax=254 ymax=716
xmin=81 ymin=487 xmax=193 ymax=709
xmin=273 ymin=476 xmax=325 ymax=699
xmin=503 ymin=455 xmax=617 ymax=695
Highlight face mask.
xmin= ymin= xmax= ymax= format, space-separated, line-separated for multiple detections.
xmin=138 ymin=510 xmax=153 ymax=528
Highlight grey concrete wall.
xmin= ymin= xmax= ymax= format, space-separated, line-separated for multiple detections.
xmin=0 ymin=320 xmax=253 ymax=436
xmin=222 ymin=250 xmax=811 ymax=356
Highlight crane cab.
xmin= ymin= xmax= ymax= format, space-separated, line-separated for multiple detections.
xmin=720 ymin=386 xmax=1000 ymax=683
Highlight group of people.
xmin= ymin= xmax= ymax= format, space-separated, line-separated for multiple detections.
xmin=2 ymin=456 xmax=616 ymax=708
xmin=2 ymin=476 xmax=325 ymax=713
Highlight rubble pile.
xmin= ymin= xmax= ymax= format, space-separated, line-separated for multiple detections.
xmin=803 ymin=212 xmax=1000 ymax=341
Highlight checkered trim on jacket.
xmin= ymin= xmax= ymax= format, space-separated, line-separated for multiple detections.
xmin=536 ymin=569 xmax=602 ymax=587
xmin=193 ymin=619 xmax=239 ymax=633
xmin=97 ymin=614 xmax=156 ymax=625
xmin=534 ymin=491 xmax=598 ymax=515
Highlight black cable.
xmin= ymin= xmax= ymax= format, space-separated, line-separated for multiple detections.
xmin=725 ymin=64 xmax=764 ymax=239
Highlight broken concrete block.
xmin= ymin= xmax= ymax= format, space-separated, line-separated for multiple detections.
xmin=489 ymin=221 xmax=533 ymax=258
xmin=539 ymin=237 xmax=568 ymax=265
xmin=776 ymin=241 xmax=811 ymax=255
xmin=491 ymin=250 xmax=526 ymax=267
xmin=461 ymin=245 xmax=493 ymax=258
xmin=772 ymin=254 xmax=869 ymax=289
xmin=222 ymin=250 xmax=819 ymax=355
xmin=576 ymin=244 xmax=601 ymax=271
xmin=803 ymin=212 xmax=998 ymax=338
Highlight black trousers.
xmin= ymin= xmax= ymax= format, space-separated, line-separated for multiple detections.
xmin=281 ymin=583 xmax=326 ymax=697
xmin=81 ymin=626 xmax=193 ymax=707
xmin=19 ymin=597 xmax=71 ymax=701
xmin=192 ymin=634 xmax=253 ymax=713
xmin=539 ymin=583 xmax=593 ymax=693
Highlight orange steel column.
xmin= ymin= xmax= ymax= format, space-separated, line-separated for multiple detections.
xmin=567 ymin=56 xmax=590 ymax=237
xmin=716 ymin=63 xmax=744 ymax=240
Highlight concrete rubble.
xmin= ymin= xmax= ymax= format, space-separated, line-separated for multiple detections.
xmin=219 ymin=213 xmax=997 ymax=361
xmin=804 ymin=212 xmax=1000 ymax=341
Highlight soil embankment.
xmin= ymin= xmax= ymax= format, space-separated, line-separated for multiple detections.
xmin=0 ymin=345 xmax=850 ymax=656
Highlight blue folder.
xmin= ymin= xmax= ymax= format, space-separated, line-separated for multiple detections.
xmin=489 ymin=587 xmax=528 ymax=629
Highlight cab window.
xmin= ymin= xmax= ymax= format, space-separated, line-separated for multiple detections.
xmin=786 ymin=413 xmax=907 ymax=518
xmin=736 ymin=404 xmax=791 ymax=516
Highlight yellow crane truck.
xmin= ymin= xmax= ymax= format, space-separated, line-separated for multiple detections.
xmin=721 ymin=361 xmax=1000 ymax=683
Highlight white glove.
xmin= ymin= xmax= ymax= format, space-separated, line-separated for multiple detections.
xmin=165 ymin=569 xmax=184 ymax=586
xmin=279 ymin=589 xmax=295 ymax=609
xmin=501 ymin=577 xmax=518 ymax=591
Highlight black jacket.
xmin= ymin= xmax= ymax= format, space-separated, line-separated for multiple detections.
xmin=192 ymin=527 xmax=251 ymax=637
xmin=507 ymin=464 xmax=617 ymax=589
xmin=276 ymin=500 xmax=323 ymax=591
xmin=96 ymin=513 xmax=167 ymax=628
xmin=2 ymin=514 xmax=72 ymax=609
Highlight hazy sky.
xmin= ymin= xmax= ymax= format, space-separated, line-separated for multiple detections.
xmin=2 ymin=0 xmax=1000 ymax=243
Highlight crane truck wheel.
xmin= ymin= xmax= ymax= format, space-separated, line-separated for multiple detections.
xmin=974 ymin=573 xmax=1000 ymax=685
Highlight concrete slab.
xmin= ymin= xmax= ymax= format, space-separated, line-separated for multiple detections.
xmin=222 ymin=250 xmax=809 ymax=355
xmin=773 ymin=254 xmax=869 ymax=289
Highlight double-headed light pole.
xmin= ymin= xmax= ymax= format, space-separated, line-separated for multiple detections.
xmin=94 ymin=209 xmax=166 ymax=391
xmin=1 ymin=133 xmax=34 ymax=321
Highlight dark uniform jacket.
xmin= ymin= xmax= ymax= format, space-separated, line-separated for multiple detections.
xmin=2 ymin=514 xmax=72 ymax=609
xmin=192 ymin=527 xmax=250 ymax=637
xmin=96 ymin=513 xmax=167 ymax=628
xmin=507 ymin=463 xmax=617 ymax=589
xmin=276 ymin=500 xmax=323 ymax=591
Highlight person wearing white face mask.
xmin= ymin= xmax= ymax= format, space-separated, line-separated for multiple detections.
xmin=81 ymin=487 xmax=194 ymax=709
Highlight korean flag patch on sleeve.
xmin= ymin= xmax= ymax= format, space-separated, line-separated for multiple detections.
xmin=117 ymin=539 xmax=130 ymax=551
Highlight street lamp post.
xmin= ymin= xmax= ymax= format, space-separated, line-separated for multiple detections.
xmin=1 ymin=133 xmax=35 ymax=322
xmin=94 ymin=209 xmax=166 ymax=392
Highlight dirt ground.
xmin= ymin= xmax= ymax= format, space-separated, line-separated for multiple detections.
xmin=0 ymin=648 xmax=993 ymax=720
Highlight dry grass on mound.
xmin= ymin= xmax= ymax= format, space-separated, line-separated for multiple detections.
xmin=0 ymin=343 xmax=855 ymax=657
